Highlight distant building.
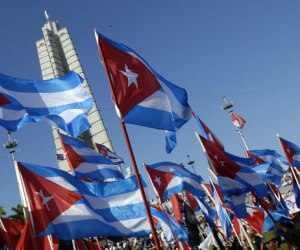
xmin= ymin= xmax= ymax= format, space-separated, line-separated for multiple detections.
xmin=36 ymin=11 xmax=113 ymax=171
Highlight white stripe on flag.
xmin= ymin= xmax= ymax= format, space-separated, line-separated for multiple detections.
xmin=0 ymin=84 xmax=90 ymax=108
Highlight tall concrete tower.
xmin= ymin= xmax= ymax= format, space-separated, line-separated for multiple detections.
xmin=36 ymin=11 xmax=113 ymax=171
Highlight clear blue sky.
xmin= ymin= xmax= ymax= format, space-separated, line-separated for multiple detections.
xmin=0 ymin=1 xmax=300 ymax=215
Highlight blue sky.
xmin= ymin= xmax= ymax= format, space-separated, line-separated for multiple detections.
xmin=0 ymin=1 xmax=300 ymax=215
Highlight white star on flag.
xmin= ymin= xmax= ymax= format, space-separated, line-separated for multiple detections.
xmin=154 ymin=176 xmax=162 ymax=186
xmin=36 ymin=190 xmax=53 ymax=211
xmin=214 ymin=154 xmax=218 ymax=160
xmin=247 ymin=207 xmax=257 ymax=217
xmin=119 ymin=64 xmax=139 ymax=88
xmin=220 ymin=160 xmax=225 ymax=166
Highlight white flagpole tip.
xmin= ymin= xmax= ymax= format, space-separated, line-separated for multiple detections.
xmin=276 ymin=133 xmax=280 ymax=138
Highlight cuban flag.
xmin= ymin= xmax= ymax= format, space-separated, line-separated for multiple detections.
xmin=225 ymin=151 xmax=256 ymax=168
xmin=144 ymin=162 xmax=205 ymax=202
xmin=231 ymin=112 xmax=246 ymax=131
xmin=0 ymin=71 xmax=93 ymax=137
xmin=242 ymin=206 xmax=291 ymax=236
xmin=192 ymin=112 xmax=224 ymax=150
xmin=95 ymin=143 xmax=124 ymax=165
xmin=252 ymin=162 xmax=285 ymax=186
xmin=268 ymin=183 xmax=289 ymax=211
xmin=210 ymin=181 xmax=232 ymax=240
xmin=247 ymin=149 xmax=289 ymax=172
xmin=58 ymin=132 xmax=123 ymax=181
xmin=278 ymin=136 xmax=300 ymax=168
xmin=150 ymin=205 xmax=189 ymax=243
xmin=199 ymin=135 xmax=268 ymax=197
xmin=218 ymin=177 xmax=249 ymax=218
xmin=95 ymin=31 xmax=192 ymax=153
xmin=18 ymin=161 xmax=151 ymax=240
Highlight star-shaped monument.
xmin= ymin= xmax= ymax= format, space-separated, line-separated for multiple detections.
xmin=154 ymin=176 xmax=162 ymax=186
xmin=36 ymin=190 xmax=53 ymax=211
xmin=119 ymin=64 xmax=139 ymax=88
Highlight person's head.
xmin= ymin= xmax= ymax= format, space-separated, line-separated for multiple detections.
xmin=262 ymin=230 xmax=281 ymax=250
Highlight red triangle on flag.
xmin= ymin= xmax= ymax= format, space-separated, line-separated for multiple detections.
xmin=0 ymin=93 xmax=11 ymax=106
xmin=96 ymin=144 xmax=108 ymax=157
xmin=243 ymin=206 xmax=265 ymax=236
xmin=98 ymin=36 xmax=161 ymax=117
xmin=145 ymin=165 xmax=174 ymax=200
xmin=63 ymin=144 xmax=86 ymax=170
xmin=18 ymin=163 xmax=83 ymax=236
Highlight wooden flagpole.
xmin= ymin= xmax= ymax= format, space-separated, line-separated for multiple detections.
xmin=95 ymin=30 xmax=161 ymax=250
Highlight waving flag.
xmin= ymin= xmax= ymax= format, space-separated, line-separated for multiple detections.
xmin=18 ymin=161 xmax=150 ymax=240
xmin=95 ymin=143 xmax=124 ymax=165
xmin=95 ymin=31 xmax=192 ymax=153
xmin=0 ymin=71 xmax=93 ymax=137
xmin=245 ymin=151 xmax=265 ymax=165
xmin=231 ymin=112 xmax=246 ymax=130
xmin=268 ymin=183 xmax=289 ymax=212
xmin=146 ymin=161 xmax=203 ymax=182
xmin=15 ymin=221 xmax=59 ymax=250
xmin=252 ymin=162 xmax=285 ymax=186
xmin=185 ymin=190 xmax=200 ymax=212
xmin=192 ymin=112 xmax=224 ymax=150
xmin=278 ymin=136 xmax=300 ymax=168
xmin=170 ymin=194 xmax=184 ymax=225
xmin=199 ymin=135 xmax=268 ymax=218
xmin=0 ymin=218 xmax=24 ymax=249
xmin=59 ymin=132 xmax=123 ymax=181
xmin=278 ymin=137 xmax=300 ymax=208
xmin=210 ymin=181 xmax=232 ymax=240
xmin=247 ymin=149 xmax=289 ymax=172
xmin=145 ymin=162 xmax=205 ymax=202
xmin=199 ymin=135 xmax=267 ymax=198
xmin=225 ymin=151 xmax=256 ymax=168
xmin=241 ymin=206 xmax=291 ymax=236
xmin=150 ymin=205 xmax=188 ymax=243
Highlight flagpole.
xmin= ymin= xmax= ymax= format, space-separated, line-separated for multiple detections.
xmin=221 ymin=96 xmax=250 ymax=151
xmin=158 ymin=202 xmax=181 ymax=249
xmin=220 ymin=100 xmax=279 ymax=225
xmin=197 ymin=133 xmax=256 ymax=250
xmin=204 ymin=181 xmax=243 ymax=248
xmin=96 ymin=31 xmax=161 ymax=250
xmin=4 ymin=132 xmax=39 ymax=250
xmin=277 ymin=134 xmax=300 ymax=189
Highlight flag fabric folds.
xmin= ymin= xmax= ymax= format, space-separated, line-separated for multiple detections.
xmin=0 ymin=71 xmax=93 ymax=137
xmin=252 ymin=162 xmax=285 ymax=186
xmin=231 ymin=112 xmax=246 ymax=131
xmin=95 ymin=143 xmax=124 ymax=165
xmin=192 ymin=112 xmax=224 ymax=150
xmin=278 ymin=136 xmax=300 ymax=168
xmin=150 ymin=205 xmax=189 ymax=243
xmin=59 ymin=132 xmax=123 ymax=181
xmin=144 ymin=162 xmax=205 ymax=202
xmin=198 ymin=135 xmax=268 ymax=218
xmin=247 ymin=149 xmax=289 ymax=172
xmin=199 ymin=135 xmax=268 ymax=198
xmin=210 ymin=181 xmax=232 ymax=240
xmin=95 ymin=31 xmax=192 ymax=153
xmin=18 ymin=161 xmax=150 ymax=240
xmin=0 ymin=218 xmax=24 ymax=249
